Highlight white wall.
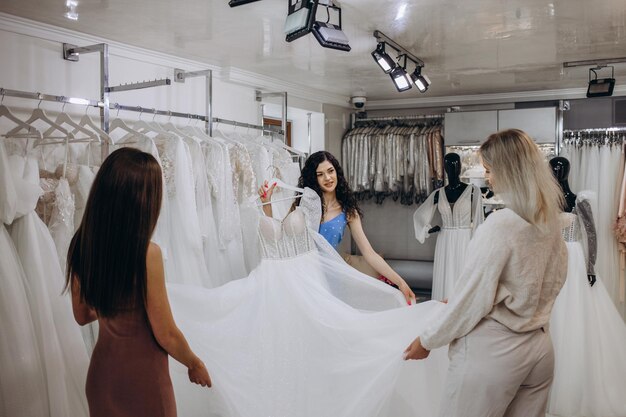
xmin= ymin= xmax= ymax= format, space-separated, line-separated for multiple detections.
xmin=0 ymin=13 xmax=356 ymax=135
xmin=0 ymin=28 xmax=261 ymax=126
xmin=262 ymin=103 xmax=325 ymax=154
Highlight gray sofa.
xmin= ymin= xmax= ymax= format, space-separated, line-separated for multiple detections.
xmin=385 ymin=259 xmax=433 ymax=296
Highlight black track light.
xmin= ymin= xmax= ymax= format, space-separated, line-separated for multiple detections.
xmin=373 ymin=30 xmax=430 ymax=94
xmin=410 ymin=66 xmax=431 ymax=93
xmin=371 ymin=43 xmax=396 ymax=74
xmin=390 ymin=64 xmax=412 ymax=92
xmin=229 ymin=0 xmax=262 ymax=6
xmin=587 ymin=66 xmax=615 ymax=98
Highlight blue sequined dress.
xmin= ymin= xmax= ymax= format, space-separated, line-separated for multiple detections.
xmin=318 ymin=211 xmax=347 ymax=250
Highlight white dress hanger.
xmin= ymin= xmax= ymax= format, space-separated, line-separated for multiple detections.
xmin=0 ymin=104 xmax=42 ymax=139
xmin=252 ymin=177 xmax=305 ymax=206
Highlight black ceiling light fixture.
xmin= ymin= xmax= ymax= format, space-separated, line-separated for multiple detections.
xmin=587 ymin=65 xmax=615 ymax=98
xmin=284 ymin=0 xmax=350 ymax=52
xmin=389 ymin=55 xmax=412 ymax=92
xmin=229 ymin=0 xmax=262 ymax=6
xmin=373 ymin=30 xmax=429 ymax=93
xmin=284 ymin=0 xmax=317 ymax=41
xmin=371 ymin=42 xmax=396 ymax=74
xmin=562 ymin=57 xmax=626 ymax=98
xmin=410 ymin=66 xmax=431 ymax=93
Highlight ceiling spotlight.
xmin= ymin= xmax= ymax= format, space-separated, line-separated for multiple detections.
xmin=229 ymin=0 xmax=262 ymax=6
xmin=285 ymin=0 xmax=316 ymax=40
xmin=312 ymin=21 xmax=350 ymax=52
xmin=311 ymin=2 xmax=350 ymax=51
xmin=285 ymin=1 xmax=350 ymax=51
xmin=410 ymin=66 xmax=431 ymax=93
xmin=587 ymin=65 xmax=615 ymax=98
xmin=371 ymin=43 xmax=396 ymax=74
xmin=389 ymin=59 xmax=412 ymax=92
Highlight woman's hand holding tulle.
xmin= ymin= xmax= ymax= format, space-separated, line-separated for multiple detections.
xmin=403 ymin=336 xmax=430 ymax=361
xmin=398 ymin=280 xmax=416 ymax=305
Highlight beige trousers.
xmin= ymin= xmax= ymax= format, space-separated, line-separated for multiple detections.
xmin=439 ymin=318 xmax=554 ymax=417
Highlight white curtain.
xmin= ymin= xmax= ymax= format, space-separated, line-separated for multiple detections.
xmin=561 ymin=130 xmax=626 ymax=320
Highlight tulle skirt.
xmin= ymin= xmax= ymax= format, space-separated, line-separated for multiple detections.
xmin=167 ymin=250 xmax=449 ymax=417
xmin=0 ymin=225 xmax=48 ymax=417
xmin=8 ymin=213 xmax=90 ymax=417
xmin=548 ymin=241 xmax=626 ymax=417
xmin=432 ymin=228 xmax=471 ymax=301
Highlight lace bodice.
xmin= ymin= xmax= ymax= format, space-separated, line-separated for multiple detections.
xmin=413 ymin=184 xmax=483 ymax=243
xmin=257 ymin=188 xmax=321 ymax=259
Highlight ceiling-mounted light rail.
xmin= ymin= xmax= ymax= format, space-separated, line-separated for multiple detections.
xmin=228 ymin=0 xmax=262 ymax=7
xmin=373 ymin=30 xmax=424 ymax=67
xmin=372 ymin=30 xmax=429 ymax=93
xmin=563 ymin=57 xmax=626 ymax=68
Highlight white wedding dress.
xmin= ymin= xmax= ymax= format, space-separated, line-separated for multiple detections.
xmin=0 ymin=142 xmax=48 ymax=417
xmin=6 ymin=154 xmax=89 ymax=417
xmin=166 ymin=188 xmax=449 ymax=417
xmin=548 ymin=194 xmax=626 ymax=417
xmin=413 ymin=185 xmax=483 ymax=301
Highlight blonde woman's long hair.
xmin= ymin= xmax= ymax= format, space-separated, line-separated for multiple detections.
xmin=479 ymin=129 xmax=564 ymax=227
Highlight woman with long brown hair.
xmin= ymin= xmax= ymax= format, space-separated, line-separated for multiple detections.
xmin=260 ymin=150 xmax=416 ymax=305
xmin=66 ymin=147 xmax=210 ymax=417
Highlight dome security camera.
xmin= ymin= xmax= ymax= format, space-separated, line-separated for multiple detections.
xmin=351 ymin=96 xmax=367 ymax=110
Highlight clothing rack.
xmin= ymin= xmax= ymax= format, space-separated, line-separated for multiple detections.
xmin=563 ymin=128 xmax=626 ymax=147
xmin=0 ymin=87 xmax=281 ymax=133
xmin=564 ymin=127 xmax=626 ymax=133
xmin=352 ymin=113 xmax=443 ymax=128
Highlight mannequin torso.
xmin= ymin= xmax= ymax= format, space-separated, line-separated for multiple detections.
xmin=429 ymin=153 xmax=470 ymax=234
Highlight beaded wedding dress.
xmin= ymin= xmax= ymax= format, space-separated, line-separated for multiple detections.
xmin=548 ymin=193 xmax=626 ymax=417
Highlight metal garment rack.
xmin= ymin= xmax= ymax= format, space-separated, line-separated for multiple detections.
xmin=352 ymin=113 xmax=443 ymax=128
xmin=0 ymin=87 xmax=280 ymax=132
xmin=0 ymin=86 xmax=281 ymax=164
xmin=3 ymin=41 xmax=283 ymax=159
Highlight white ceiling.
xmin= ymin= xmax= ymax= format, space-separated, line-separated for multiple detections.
xmin=1 ymin=0 xmax=626 ymax=101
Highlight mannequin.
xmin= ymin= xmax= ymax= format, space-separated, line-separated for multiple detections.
xmin=547 ymin=156 xmax=626 ymax=417
xmin=413 ymin=153 xmax=483 ymax=301
xmin=428 ymin=153 xmax=469 ymax=234
xmin=549 ymin=156 xmax=595 ymax=286
xmin=549 ymin=156 xmax=577 ymax=213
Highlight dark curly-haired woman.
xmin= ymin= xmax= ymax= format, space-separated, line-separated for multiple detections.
xmin=260 ymin=150 xmax=415 ymax=305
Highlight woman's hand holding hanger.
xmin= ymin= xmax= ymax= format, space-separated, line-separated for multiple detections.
xmin=259 ymin=180 xmax=278 ymax=204
xmin=259 ymin=180 xmax=277 ymax=217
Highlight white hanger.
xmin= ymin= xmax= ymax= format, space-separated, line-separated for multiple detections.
xmin=77 ymin=112 xmax=110 ymax=144
xmin=109 ymin=112 xmax=151 ymax=144
xmin=6 ymin=105 xmax=72 ymax=143
xmin=268 ymin=177 xmax=304 ymax=193
xmin=0 ymin=104 xmax=42 ymax=139
xmin=252 ymin=177 xmax=305 ymax=206
xmin=42 ymin=103 xmax=98 ymax=142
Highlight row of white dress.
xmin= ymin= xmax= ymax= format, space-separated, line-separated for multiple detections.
xmin=27 ymin=120 xmax=301 ymax=290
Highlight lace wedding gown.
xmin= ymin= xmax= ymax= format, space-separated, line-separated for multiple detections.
xmin=413 ymin=185 xmax=483 ymax=300
xmin=548 ymin=194 xmax=626 ymax=417
xmin=166 ymin=188 xmax=449 ymax=417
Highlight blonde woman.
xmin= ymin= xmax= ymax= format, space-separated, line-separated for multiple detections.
xmin=404 ymin=129 xmax=568 ymax=417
